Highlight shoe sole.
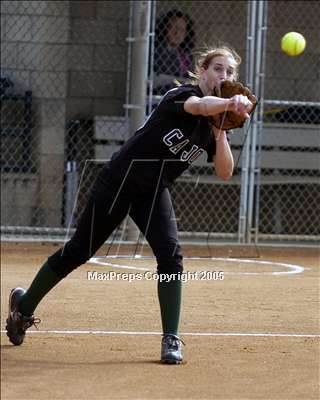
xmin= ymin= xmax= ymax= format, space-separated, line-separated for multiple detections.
xmin=161 ymin=358 xmax=183 ymax=365
xmin=5 ymin=319 xmax=24 ymax=346
xmin=6 ymin=289 xmax=25 ymax=346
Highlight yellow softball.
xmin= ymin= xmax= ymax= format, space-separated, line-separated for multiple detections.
xmin=281 ymin=32 xmax=306 ymax=56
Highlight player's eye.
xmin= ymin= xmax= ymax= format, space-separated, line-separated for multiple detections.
xmin=227 ymin=69 xmax=234 ymax=76
xmin=214 ymin=66 xmax=223 ymax=72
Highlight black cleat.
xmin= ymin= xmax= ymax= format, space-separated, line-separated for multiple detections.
xmin=6 ymin=287 xmax=40 ymax=346
xmin=161 ymin=334 xmax=185 ymax=364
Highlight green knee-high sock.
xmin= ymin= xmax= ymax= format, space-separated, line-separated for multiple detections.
xmin=18 ymin=261 xmax=62 ymax=316
xmin=157 ymin=278 xmax=182 ymax=336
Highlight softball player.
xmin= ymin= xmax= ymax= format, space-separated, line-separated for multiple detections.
xmin=6 ymin=46 xmax=254 ymax=364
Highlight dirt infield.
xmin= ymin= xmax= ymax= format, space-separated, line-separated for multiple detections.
xmin=1 ymin=242 xmax=319 ymax=400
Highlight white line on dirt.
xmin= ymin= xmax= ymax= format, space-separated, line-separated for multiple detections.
xmin=1 ymin=330 xmax=319 ymax=337
xmin=89 ymin=256 xmax=305 ymax=276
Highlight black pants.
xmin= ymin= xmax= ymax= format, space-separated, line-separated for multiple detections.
xmin=48 ymin=170 xmax=183 ymax=278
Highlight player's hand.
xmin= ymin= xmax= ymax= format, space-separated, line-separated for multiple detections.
xmin=210 ymin=81 xmax=257 ymax=130
xmin=228 ymin=95 xmax=254 ymax=119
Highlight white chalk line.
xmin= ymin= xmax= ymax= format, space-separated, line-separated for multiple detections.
xmin=1 ymin=329 xmax=319 ymax=338
xmin=89 ymin=256 xmax=305 ymax=276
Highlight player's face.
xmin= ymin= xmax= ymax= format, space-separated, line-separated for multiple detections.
xmin=201 ymin=55 xmax=237 ymax=92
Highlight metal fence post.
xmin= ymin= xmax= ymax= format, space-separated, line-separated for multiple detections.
xmin=238 ymin=0 xmax=268 ymax=244
xmin=239 ymin=0 xmax=256 ymax=243
xmin=125 ymin=1 xmax=152 ymax=241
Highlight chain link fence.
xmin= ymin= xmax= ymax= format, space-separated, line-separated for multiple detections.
xmin=1 ymin=0 xmax=319 ymax=244
xmin=255 ymin=1 xmax=320 ymax=241
xmin=151 ymin=1 xmax=319 ymax=243
xmin=151 ymin=1 xmax=248 ymax=240
xmin=1 ymin=0 xmax=130 ymax=240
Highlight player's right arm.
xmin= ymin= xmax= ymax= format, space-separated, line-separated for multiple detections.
xmin=184 ymin=95 xmax=229 ymax=116
xmin=184 ymin=95 xmax=252 ymax=118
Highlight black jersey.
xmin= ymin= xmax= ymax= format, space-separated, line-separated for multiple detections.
xmin=106 ymin=84 xmax=216 ymax=192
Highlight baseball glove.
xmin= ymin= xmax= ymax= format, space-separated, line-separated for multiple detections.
xmin=210 ymin=81 xmax=257 ymax=130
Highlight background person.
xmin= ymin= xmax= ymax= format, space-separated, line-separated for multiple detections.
xmin=153 ymin=9 xmax=195 ymax=95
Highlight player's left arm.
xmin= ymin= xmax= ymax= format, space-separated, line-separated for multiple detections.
xmin=182 ymin=93 xmax=234 ymax=179
xmin=212 ymin=126 xmax=234 ymax=181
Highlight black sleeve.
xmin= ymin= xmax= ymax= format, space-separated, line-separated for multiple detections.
xmin=206 ymin=133 xmax=215 ymax=163
xmin=158 ymin=85 xmax=200 ymax=115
